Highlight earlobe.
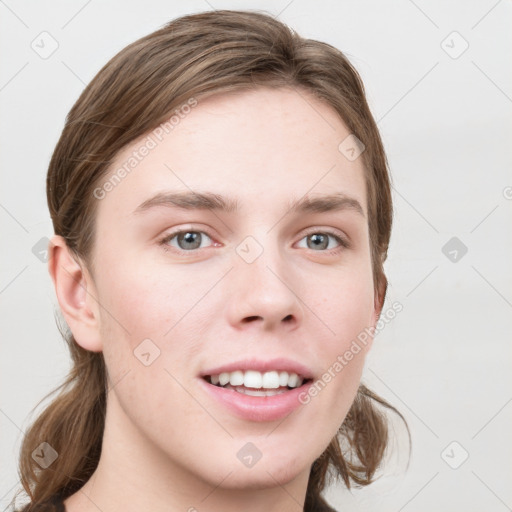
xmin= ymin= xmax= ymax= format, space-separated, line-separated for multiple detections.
xmin=374 ymin=273 xmax=387 ymax=323
xmin=372 ymin=290 xmax=384 ymax=326
xmin=47 ymin=235 xmax=103 ymax=353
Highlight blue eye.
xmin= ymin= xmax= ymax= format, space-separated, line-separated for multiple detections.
xmin=297 ymin=231 xmax=349 ymax=253
xmin=159 ymin=230 xmax=215 ymax=254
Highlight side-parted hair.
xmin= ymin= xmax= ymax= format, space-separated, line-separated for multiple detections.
xmin=12 ymin=10 xmax=410 ymax=512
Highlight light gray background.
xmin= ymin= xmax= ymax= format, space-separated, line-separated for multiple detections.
xmin=1 ymin=1 xmax=511 ymax=511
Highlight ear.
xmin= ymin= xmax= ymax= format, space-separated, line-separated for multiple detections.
xmin=372 ymin=274 xmax=387 ymax=325
xmin=366 ymin=273 xmax=387 ymax=352
xmin=47 ymin=235 xmax=103 ymax=352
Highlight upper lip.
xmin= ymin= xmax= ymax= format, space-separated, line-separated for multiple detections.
xmin=200 ymin=357 xmax=314 ymax=380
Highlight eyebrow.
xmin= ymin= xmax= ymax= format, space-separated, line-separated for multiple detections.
xmin=132 ymin=191 xmax=365 ymax=218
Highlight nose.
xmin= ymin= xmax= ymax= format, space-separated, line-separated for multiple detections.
xmin=225 ymin=242 xmax=304 ymax=332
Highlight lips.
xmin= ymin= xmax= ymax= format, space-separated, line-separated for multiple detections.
xmin=197 ymin=357 xmax=315 ymax=421
xmin=197 ymin=374 xmax=313 ymax=422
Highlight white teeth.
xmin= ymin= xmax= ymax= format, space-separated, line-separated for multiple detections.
xmin=262 ymin=371 xmax=280 ymax=388
xmin=230 ymin=370 xmax=244 ymax=386
xmin=243 ymin=370 xmax=262 ymax=388
xmin=207 ymin=370 xmax=306 ymax=389
xmin=219 ymin=372 xmax=230 ymax=386
xmin=278 ymin=371 xmax=289 ymax=387
xmin=288 ymin=373 xmax=299 ymax=387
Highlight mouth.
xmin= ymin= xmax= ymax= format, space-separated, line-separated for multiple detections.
xmin=197 ymin=359 xmax=316 ymax=421
xmin=201 ymin=370 xmax=313 ymax=397
xmin=198 ymin=371 xmax=314 ymax=421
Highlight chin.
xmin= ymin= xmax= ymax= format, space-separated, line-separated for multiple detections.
xmin=187 ymin=447 xmax=308 ymax=491
xmin=215 ymin=465 xmax=305 ymax=491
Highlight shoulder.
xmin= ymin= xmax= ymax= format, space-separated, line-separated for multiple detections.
xmin=16 ymin=495 xmax=65 ymax=512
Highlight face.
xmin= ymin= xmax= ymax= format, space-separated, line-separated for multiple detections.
xmin=76 ymin=87 xmax=380 ymax=490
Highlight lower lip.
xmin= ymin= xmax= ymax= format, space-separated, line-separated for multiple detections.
xmin=198 ymin=377 xmax=313 ymax=422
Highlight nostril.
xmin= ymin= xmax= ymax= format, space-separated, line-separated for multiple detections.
xmin=242 ymin=316 xmax=262 ymax=323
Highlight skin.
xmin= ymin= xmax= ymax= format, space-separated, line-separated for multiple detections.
xmin=49 ymin=86 xmax=383 ymax=512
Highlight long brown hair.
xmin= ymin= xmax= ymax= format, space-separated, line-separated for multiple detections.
xmin=12 ymin=9 xmax=410 ymax=511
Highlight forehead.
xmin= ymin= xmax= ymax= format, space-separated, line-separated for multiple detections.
xmin=95 ymin=86 xmax=368 ymax=220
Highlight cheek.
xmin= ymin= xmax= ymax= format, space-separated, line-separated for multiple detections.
xmin=96 ymin=265 xmax=205 ymax=437
xmin=301 ymin=332 xmax=368 ymax=450
xmin=319 ymin=265 xmax=375 ymax=343
xmin=95 ymin=259 xmax=210 ymax=396
xmin=305 ymin=266 xmax=374 ymax=418
xmin=96 ymin=256 xmax=188 ymax=337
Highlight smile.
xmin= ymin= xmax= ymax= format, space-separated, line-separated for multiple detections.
xmin=199 ymin=371 xmax=313 ymax=422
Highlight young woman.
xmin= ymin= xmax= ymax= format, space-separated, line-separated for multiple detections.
xmin=13 ymin=9 xmax=409 ymax=512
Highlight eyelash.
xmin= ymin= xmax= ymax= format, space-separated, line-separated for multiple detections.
xmin=158 ymin=227 xmax=350 ymax=256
